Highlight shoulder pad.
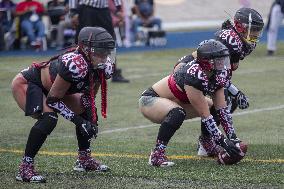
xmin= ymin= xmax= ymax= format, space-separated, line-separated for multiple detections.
xmin=177 ymin=55 xmax=194 ymax=64
xmin=184 ymin=63 xmax=208 ymax=92
xmin=61 ymin=52 xmax=89 ymax=81
xmin=215 ymin=29 xmax=243 ymax=54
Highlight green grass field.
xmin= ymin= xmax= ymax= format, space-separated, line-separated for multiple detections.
xmin=0 ymin=43 xmax=283 ymax=189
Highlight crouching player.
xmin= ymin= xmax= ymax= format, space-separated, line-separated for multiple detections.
xmin=175 ymin=7 xmax=264 ymax=157
xmin=11 ymin=27 xmax=115 ymax=182
xmin=139 ymin=39 xmax=241 ymax=167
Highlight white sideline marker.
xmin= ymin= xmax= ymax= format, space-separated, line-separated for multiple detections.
xmin=100 ymin=105 xmax=284 ymax=134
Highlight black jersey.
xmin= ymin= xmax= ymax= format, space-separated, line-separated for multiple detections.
xmin=49 ymin=51 xmax=100 ymax=94
xmin=215 ymin=28 xmax=255 ymax=63
xmin=177 ymin=54 xmax=195 ymax=64
xmin=173 ymin=60 xmax=230 ymax=96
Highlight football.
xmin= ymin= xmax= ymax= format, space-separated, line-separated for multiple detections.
xmin=217 ymin=142 xmax=248 ymax=165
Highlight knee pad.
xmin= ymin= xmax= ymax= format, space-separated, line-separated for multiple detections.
xmin=25 ymin=82 xmax=43 ymax=117
xmin=162 ymin=107 xmax=186 ymax=130
xmin=34 ymin=112 xmax=58 ymax=135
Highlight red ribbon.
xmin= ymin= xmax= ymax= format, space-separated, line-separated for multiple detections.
xmin=89 ymin=72 xmax=97 ymax=123
xmin=100 ymin=71 xmax=107 ymax=118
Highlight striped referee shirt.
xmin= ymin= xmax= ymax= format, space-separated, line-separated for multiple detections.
xmin=77 ymin=0 xmax=122 ymax=8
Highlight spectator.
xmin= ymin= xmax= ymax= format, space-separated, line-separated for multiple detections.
xmin=48 ymin=0 xmax=78 ymax=49
xmin=132 ymin=0 xmax=161 ymax=43
xmin=0 ymin=0 xmax=16 ymax=50
xmin=75 ymin=0 xmax=129 ymax=83
xmin=15 ymin=0 xmax=45 ymax=48
xmin=47 ymin=0 xmax=66 ymax=25
xmin=267 ymin=0 xmax=284 ymax=56
xmin=109 ymin=0 xmax=124 ymax=29
xmin=108 ymin=0 xmax=125 ymax=46
xmin=55 ymin=13 xmax=78 ymax=49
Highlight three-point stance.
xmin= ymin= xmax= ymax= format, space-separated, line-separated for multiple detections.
xmin=139 ymin=39 xmax=240 ymax=167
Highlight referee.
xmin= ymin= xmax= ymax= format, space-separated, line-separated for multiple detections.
xmin=73 ymin=0 xmax=129 ymax=82
xmin=267 ymin=0 xmax=284 ymax=56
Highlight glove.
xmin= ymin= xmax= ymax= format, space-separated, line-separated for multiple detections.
xmin=229 ymin=133 xmax=241 ymax=144
xmin=97 ymin=57 xmax=115 ymax=80
xmin=227 ymin=84 xmax=249 ymax=110
xmin=217 ymin=136 xmax=240 ymax=157
xmin=71 ymin=115 xmax=98 ymax=141
xmin=236 ymin=91 xmax=249 ymax=109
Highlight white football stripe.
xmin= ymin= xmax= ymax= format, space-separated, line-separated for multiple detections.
xmin=100 ymin=104 xmax=284 ymax=134
xmin=54 ymin=104 xmax=284 ymax=138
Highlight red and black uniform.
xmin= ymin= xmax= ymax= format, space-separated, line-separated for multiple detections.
xmin=21 ymin=48 xmax=105 ymax=155
xmin=169 ymin=60 xmax=230 ymax=103
xmin=175 ymin=28 xmax=253 ymax=113
xmin=215 ymin=28 xmax=256 ymax=64
xmin=21 ymin=48 xmax=105 ymax=120
xmin=48 ymin=50 xmax=100 ymax=94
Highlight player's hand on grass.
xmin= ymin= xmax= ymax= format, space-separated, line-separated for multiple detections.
xmin=72 ymin=115 xmax=98 ymax=141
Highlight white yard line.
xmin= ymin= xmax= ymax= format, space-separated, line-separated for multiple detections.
xmin=100 ymin=105 xmax=284 ymax=134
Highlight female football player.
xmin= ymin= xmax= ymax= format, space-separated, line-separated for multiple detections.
xmin=139 ymin=39 xmax=240 ymax=167
xmin=11 ymin=27 xmax=115 ymax=182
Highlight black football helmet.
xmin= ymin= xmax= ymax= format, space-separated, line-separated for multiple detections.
xmin=234 ymin=7 xmax=264 ymax=44
xmin=197 ymin=39 xmax=230 ymax=72
xmin=78 ymin=27 xmax=115 ymax=62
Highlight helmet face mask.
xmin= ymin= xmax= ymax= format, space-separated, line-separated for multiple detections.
xmin=212 ymin=56 xmax=231 ymax=71
xmin=78 ymin=27 xmax=115 ymax=68
xmin=197 ymin=39 xmax=230 ymax=72
xmin=235 ymin=20 xmax=263 ymax=44
xmin=244 ymin=27 xmax=262 ymax=44
xmin=91 ymin=48 xmax=116 ymax=69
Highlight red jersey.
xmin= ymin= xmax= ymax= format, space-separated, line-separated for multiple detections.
xmin=16 ymin=0 xmax=44 ymax=14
